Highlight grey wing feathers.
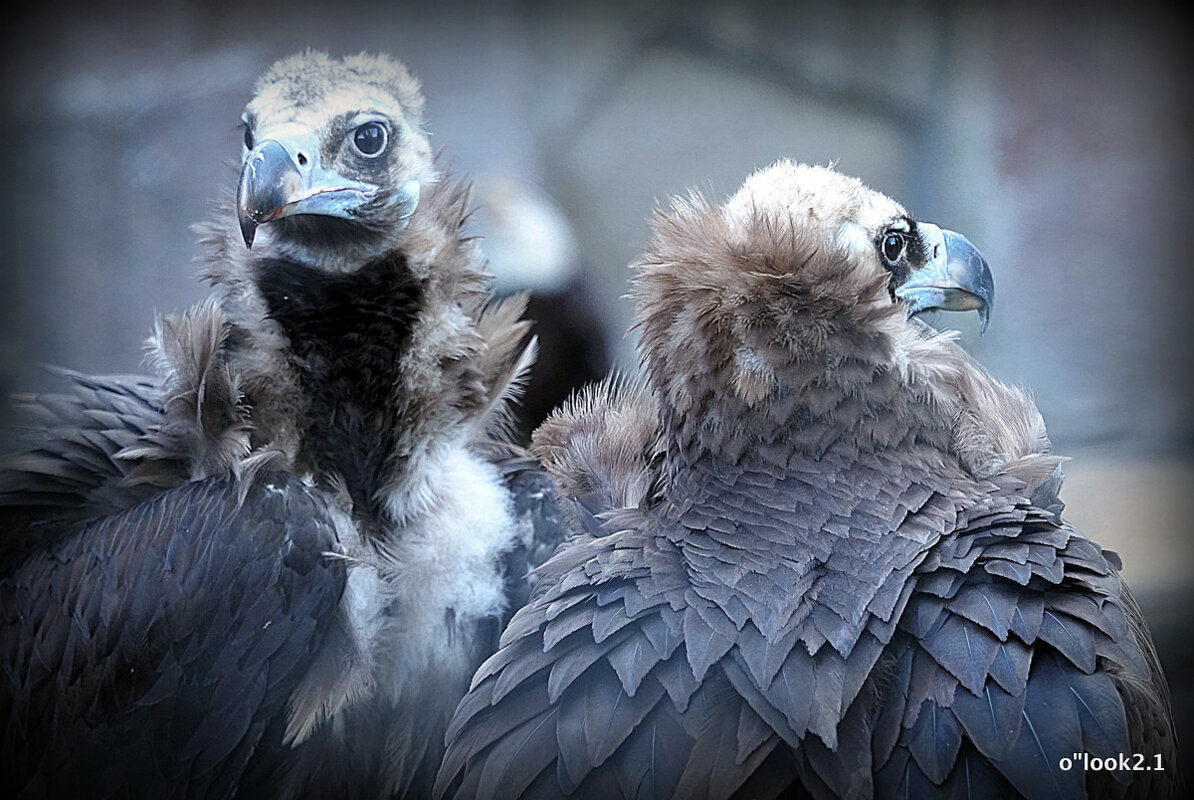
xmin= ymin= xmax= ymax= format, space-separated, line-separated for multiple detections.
xmin=437 ymin=531 xmax=788 ymax=800
xmin=2 ymin=301 xmax=255 ymax=572
xmin=1027 ymin=462 xmax=1065 ymax=520
xmin=1 ymin=470 xmax=347 ymax=800
xmin=440 ymin=504 xmax=1179 ymax=800
xmin=0 ymin=372 xmax=165 ymax=566
xmin=497 ymin=453 xmax=574 ymax=616
xmin=872 ymin=509 xmax=1180 ymax=800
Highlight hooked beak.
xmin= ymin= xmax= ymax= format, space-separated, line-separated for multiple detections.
xmin=236 ymin=134 xmax=378 ymax=248
xmin=895 ymin=223 xmax=995 ymax=334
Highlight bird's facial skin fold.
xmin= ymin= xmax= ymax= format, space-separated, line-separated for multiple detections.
xmin=236 ymin=117 xmax=420 ymax=248
xmin=890 ymin=222 xmax=995 ymax=333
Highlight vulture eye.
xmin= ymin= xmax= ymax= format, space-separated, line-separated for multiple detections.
xmin=242 ymin=124 xmax=254 ymax=151
xmin=881 ymin=232 xmax=906 ymax=265
xmin=352 ymin=122 xmax=388 ymax=157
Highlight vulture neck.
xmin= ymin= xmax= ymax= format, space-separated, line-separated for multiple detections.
xmin=654 ymin=326 xmax=962 ymax=647
xmin=253 ymin=252 xmax=423 ymax=522
xmin=656 ymin=325 xmax=954 ymax=512
xmin=198 ymin=176 xmax=496 ymax=532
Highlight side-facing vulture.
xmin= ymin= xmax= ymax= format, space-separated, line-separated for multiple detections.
xmin=1 ymin=51 xmax=566 ymax=799
xmin=436 ymin=161 xmax=1180 ymax=799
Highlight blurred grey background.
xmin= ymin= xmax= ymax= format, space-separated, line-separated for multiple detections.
xmin=2 ymin=0 xmax=1190 ymax=770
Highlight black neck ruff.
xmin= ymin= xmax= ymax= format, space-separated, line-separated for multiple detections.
xmin=254 ymin=254 xmax=423 ymax=520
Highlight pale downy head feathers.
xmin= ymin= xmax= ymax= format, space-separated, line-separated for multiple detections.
xmin=628 ymin=159 xmax=1055 ymax=487
xmin=241 ymin=50 xmax=436 ymax=266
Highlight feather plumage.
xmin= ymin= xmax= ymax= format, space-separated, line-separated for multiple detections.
xmin=438 ymin=161 xmax=1179 ymax=799
xmin=2 ymin=51 xmax=570 ymax=798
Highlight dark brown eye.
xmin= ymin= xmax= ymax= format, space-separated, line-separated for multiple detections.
xmin=242 ymin=123 xmax=254 ymax=150
xmin=881 ymin=232 xmax=906 ymax=265
xmin=352 ymin=121 xmax=387 ymax=157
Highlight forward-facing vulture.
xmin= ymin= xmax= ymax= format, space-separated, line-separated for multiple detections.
xmin=1 ymin=52 xmax=566 ymax=798
xmin=436 ymin=161 xmax=1180 ymax=799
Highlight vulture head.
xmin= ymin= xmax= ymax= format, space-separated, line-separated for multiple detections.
xmin=727 ymin=160 xmax=991 ymax=325
xmin=634 ymin=161 xmax=993 ymax=383
xmin=236 ymin=51 xmax=435 ymax=265
xmin=192 ymin=51 xmax=534 ymax=521
xmin=633 ymin=160 xmax=1030 ymax=477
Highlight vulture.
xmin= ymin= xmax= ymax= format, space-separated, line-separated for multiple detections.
xmin=436 ymin=161 xmax=1180 ymax=800
xmin=1 ymin=51 xmax=567 ymax=798
xmin=469 ymin=177 xmax=612 ymax=443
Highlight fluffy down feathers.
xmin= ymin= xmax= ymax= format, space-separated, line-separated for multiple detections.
xmin=437 ymin=161 xmax=1178 ymax=800
xmin=1 ymin=51 xmax=568 ymax=799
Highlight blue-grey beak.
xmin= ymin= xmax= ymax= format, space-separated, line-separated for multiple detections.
xmin=236 ymin=134 xmax=378 ymax=248
xmin=895 ymin=223 xmax=994 ymax=334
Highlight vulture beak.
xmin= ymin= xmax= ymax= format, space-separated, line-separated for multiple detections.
xmin=895 ymin=223 xmax=995 ymax=334
xmin=236 ymin=129 xmax=378 ymax=248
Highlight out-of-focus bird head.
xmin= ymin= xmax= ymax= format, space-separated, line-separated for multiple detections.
xmin=236 ymin=51 xmax=435 ymax=265
xmin=633 ymin=160 xmax=995 ymax=421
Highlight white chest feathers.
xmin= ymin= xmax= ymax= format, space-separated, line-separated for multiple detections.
xmin=343 ymin=446 xmax=517 ymax=695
